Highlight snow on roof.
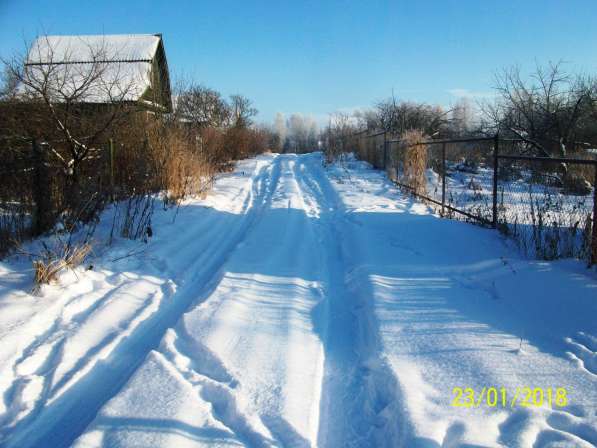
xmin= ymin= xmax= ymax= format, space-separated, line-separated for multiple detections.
xmin=26 ymin=34 xmax=161 ymax=64
xmin=21 ymin=61 xmax=152 ymax=103
xmin=20 ymin=34 xmax=164 ymax=106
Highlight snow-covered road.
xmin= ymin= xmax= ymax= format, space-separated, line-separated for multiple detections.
xmin=0 ymin=153 xmax=596 ymax=448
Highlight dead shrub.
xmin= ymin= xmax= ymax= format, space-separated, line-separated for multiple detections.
xmin=223 ymin=127 xmax=250 ymax=161
xmin=118 ymin=194 xmax=154 ymax=241
xmin=32 ymin=242 xmax=91 ymax=289
xmin=220 ymin=126 xmax=270 ymax=164
xmin=199 ymin=127 xmax=226 ymax=165
xmin=146 ymin=122 xmax=215 ymax=203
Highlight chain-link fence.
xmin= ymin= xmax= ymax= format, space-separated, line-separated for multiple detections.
xmin=346 ymin=132 xmax=597 ymax=264
xmin=496 ymin=141 xmax=595 ymax=260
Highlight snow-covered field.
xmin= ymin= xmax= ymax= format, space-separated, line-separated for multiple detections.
xmin=425 ymin=162 xmax=593 ymax=225
xmin=423 ymin=161 xmax=594 ymax=258
xmin=0 ymin=152 xmax=595 ymax=447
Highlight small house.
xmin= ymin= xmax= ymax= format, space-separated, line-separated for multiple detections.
xmin=21 ymin=33 xmax=172 ymax=112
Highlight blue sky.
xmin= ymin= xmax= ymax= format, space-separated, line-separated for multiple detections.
xmin=1 ymin=0 xmax=596 ymax=125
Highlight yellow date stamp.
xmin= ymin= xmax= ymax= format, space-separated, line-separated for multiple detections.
xmin=451 ymin=387 xmax=568 ymax=408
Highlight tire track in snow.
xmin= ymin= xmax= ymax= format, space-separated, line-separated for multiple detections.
xmin=295 ymin=155 xmax=411 ymax=447
xmin=0 ymin=277 xmax=140 ymax=440
xmin=4 ymin=155 xmax=283 ymax=448
xmin=144 ymin=154 xmax=326 ymax=447
xmin=565 ymin=332 xmax=597 ymax=377
xmin=158 ymin=331 xmax=278 ymax=448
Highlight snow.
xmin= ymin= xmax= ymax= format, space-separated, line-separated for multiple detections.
xmin=27 ymin=35 xmax=161 ymax=63
xmin=330 ymin=156 xmax=597 ymax=446
xmin=0 ymin=152 xmax=595 ymax=447
xmin=420 ymin=161 xmax=594 ymax=258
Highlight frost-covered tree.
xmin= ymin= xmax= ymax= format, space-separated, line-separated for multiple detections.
xmin=285 ymin=113 xmax=319 ymax=153
xmin=274 ymin=112 xmax=287 ymax=151
xmin=450 ymin=97 xmax=474 ymax=136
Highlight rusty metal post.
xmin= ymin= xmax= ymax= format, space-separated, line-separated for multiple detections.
xmin=592 ymin=163 xmax=597 ymax=266
xmin=492 ymin=134 xmax=499 ymax=228
xmin=441 ymin=142 xmax=446 ymax=217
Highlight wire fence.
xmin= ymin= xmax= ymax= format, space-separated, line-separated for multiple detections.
xmin=347 ymin=131 xmax=597 ymax=265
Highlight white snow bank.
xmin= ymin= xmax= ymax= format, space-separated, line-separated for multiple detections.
xmin=327 ymin=156 xmax=597 ymax=447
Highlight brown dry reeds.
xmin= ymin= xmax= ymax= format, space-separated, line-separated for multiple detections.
xmin=399 ymin=130 xmax=428 ymax=196
xmin=147 ymin=122 xmax=215 ymax=203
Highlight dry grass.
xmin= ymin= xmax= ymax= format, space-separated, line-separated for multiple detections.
xmin=399 ymin=130 xmax=428 ymax=196
xmin=145 ymin=122 xmax=215 ymax=204
xmin=33 ymin=242 xmax=91 ymax=288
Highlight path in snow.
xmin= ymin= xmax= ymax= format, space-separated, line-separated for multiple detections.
xmin=1 ymin=154 xmax=282 ymax=447
xmin=0 ymin=152 xmax=595 ymax=448
xmin=74 ymin=153 xmax=406 ymax=448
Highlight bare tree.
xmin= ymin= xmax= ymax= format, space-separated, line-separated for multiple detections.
xmin=485 ymin=62 xmax=596 ymax=156
xmin=229 ymin=94 xmax=257 ymax=128
xmin=353 ymin=108 xmax=379 ymax=131
xmin=324 ymin=112 xmax=355 ymax=162
xmin=174 ymin=82 xmax=230 ymax=128
xmin=374 ymin=94 xmax=449 ymax=137
xmin=0 ymin=65 xmax=19 ymax=100
xmin=2 ymin=35 xmax=141 ymax=187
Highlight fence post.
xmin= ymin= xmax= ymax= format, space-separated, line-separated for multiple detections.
xmin=383 ymin=131 xmax=388 ymax=170
xmin=31 ymin=139 xmax=51 ymax=235
xmin=492 ymin=134 xmax=499 ymax=228
xmin=109 ymin=138 xmax=115 ymax=201
xmin=441 ymin=142 xmax=446 ymax=217
xmin=592 ymin=163 xmax=597 ymax=266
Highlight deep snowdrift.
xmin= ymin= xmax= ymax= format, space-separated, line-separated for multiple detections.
xmin=0 ymin=152 xmax=595 ymax=448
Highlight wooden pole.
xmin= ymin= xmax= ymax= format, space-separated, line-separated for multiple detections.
xmin=32 ymin=139 xmax=51 ymax=235
xmin=492 ymin=134 xmax=499 ymax=228
xmin=383 ymin=131 xmax=388 ymax=170
xmin=109 ymin=138 xmax=115 ymax=201
xmin=590 ymin=163 xmax=597 ymax=265
xmin=441 ymin=142 xmax=446 ymax=217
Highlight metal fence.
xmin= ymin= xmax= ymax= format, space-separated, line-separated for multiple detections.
xmin=348 ymin=131 xmax=597 ymax=265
